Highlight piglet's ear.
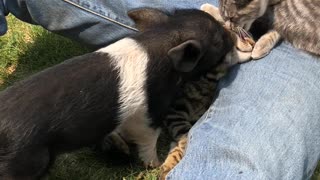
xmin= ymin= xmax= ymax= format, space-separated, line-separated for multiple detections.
xmin=128 ymin=8 xmax=169 ymax=31
xmin=168 ymin=40 xmax=204 ymax=73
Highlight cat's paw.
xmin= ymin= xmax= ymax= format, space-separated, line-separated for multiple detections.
xmin=251 ymin=41 xmax=271 ymax=59
xmin=158 ymin=148 xmax=183 ymax=179
xmin=159 ymin=164 xmax=172 ymax=180
xmin=251 ymin=30 xmax=281 ymax=60
xmin=159 ymin=134 xmax=188 ymax=179
xmin=159 ymin=152 xmax=180 ymax=180
xmin=236 ymin=37 xmax=254 ymax=52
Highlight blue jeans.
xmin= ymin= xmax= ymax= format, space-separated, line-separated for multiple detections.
xmin=1 ymin=0 xmax=320 ymax=179
xmin=168 ymin=44 xmax=320 ymax=180
xmin=0 ymin=0 xmax=212 ymax=47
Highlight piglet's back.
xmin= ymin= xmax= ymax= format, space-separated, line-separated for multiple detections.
xmin=0 ymin=52 xmax=120 ymax=147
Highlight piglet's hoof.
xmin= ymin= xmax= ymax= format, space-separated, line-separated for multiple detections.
xmin=144 ymin=159 xmax=161 ymax=169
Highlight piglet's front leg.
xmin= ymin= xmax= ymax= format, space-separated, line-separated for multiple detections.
xmin=113 ymin=112 xmax=162 ymax=168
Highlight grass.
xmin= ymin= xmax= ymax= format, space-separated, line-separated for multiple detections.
xmin=1 ymin=15 xmax=320 ymax=180
xmin=0 ymin=15 xmax=90 ymax=90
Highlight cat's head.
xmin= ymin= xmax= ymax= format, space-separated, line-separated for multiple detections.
xmin=128 ymin=8 xmax=234 ymax=77
xmin=219 ymin=0 xmax=269 ymax=30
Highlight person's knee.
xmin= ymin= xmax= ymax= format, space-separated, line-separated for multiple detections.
xmin=170 ymin=42 xmax=320 ymax=179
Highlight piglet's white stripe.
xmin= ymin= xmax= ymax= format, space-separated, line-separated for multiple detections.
xmin=97 ymin=38 xmax=149 ymax=120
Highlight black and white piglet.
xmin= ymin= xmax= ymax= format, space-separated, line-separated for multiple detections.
xmin=0 ymin=8 xmax=234 ymax=179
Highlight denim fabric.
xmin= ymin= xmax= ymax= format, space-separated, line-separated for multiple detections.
xmin=1 ymin=0 xmax=320 ymax=179
xmin=0 ymin=0 xmax=216 ymax=47
xmin=0 ymin=0 xmax=6 ymax=35
xmin=167 ymin=43 xmax=320 ymax=180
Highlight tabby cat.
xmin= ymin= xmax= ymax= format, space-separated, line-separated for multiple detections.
xmin=204 ymin=0 xmax=320 ymax=59
xmin=159 ymin=63 xmax=228 ymax=179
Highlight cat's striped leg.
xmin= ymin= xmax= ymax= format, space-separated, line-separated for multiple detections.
xmin=160 ymin=134 xmax=188 ymax=180
xmin=252 ymin=30 xmax=281 ymax=59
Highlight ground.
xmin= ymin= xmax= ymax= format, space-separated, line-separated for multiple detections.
xmin=0 ymin=16 xmax=319 ymax=180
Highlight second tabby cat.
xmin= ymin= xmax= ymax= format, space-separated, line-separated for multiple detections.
xmin=205 ymin=0 xmax=320 ymax=59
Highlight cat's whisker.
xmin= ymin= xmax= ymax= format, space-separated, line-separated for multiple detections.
xmin=233 ymin=26 xmax=255 ymax=46
xmin=240 ymin=27 xmax=254 ymax=41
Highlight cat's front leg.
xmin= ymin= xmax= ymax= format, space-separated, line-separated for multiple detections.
xmin=252 ymin=30 xmax=281 ymax=59
xmin=160 ymin=134 xmax=188 ymax=180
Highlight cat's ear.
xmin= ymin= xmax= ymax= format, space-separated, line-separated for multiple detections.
xmin=168 ymin=40 xmax=204 ymax=73
xmin=128 ymin=8 xmax=169 ymax=31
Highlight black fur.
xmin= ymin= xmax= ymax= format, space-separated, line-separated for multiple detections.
xmin=132 ymin=9 xmax=233 ymax=127
xmin=0 ymin=53 xmax=120 ymax=179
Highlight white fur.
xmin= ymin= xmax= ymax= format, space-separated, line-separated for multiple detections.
xmin=114 ymin=114 xmax=161 ymax=167
xmin=97 ymin=38 xmax=149 ymax=120
xmin=97 ymin=38 xmax=161 ymax=167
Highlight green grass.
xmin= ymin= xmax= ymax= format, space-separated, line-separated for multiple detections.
xmin=1 ymin=15 xmax=320 ymax=180
xmin=0 ymin=16 xmax=91 ymax=89
xmin=47 ymin=148 xmax=160 ymax=180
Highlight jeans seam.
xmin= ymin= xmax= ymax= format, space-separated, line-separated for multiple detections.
xmin=62 ymin=0 xmax=138 ymax=32
xmin=203 ymin=104 xmax=215 ymax=122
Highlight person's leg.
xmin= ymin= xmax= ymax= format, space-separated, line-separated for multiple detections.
xmin=1 ymin=0 xmax=213 ymax=47
xmin=167 ymin=42 xmax=320 ymax=179
xmin=4 ymin=0 xmax=319 ymax=179
xmin=0 ymin=0 xmax=6 ymax=35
